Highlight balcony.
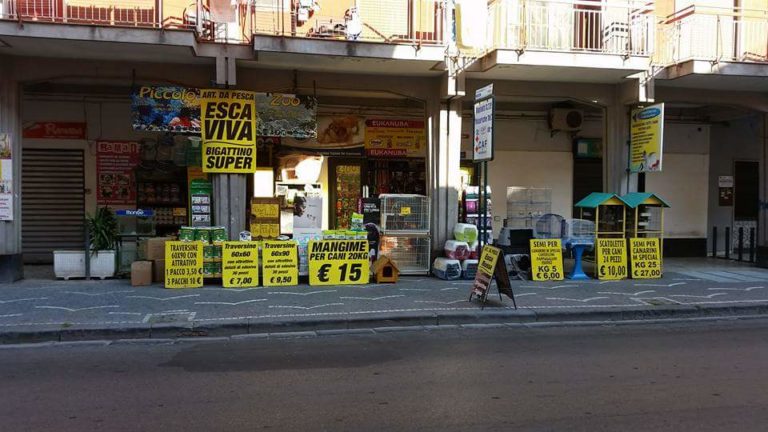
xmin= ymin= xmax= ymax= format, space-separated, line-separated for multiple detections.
xmin=486 ymin=0 xmax=654 ymax=57
xmin=658 ymin=6 xmax=768 ymax=65
xmin=249 ymin=0 xmax=446 ymax=46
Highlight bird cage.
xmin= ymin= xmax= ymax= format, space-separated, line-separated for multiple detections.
xmin=533 ymin=213 xmax=566 ymax=239
xmin=621 ymin=193 xmax=670 ymax=239
xmin=574 ymin=193 xmax=628 ymax=239
xmin=563 ymin=219 xmax=596 ymax=247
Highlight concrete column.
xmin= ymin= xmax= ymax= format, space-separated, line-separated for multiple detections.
xmin=429 ymin=92 xmax=463 ymax=253
xmin=605 ymin=79 xmax=647 ymax=195
xmin=0 ymin=57 xmax=23 ymax=282
xmin=211 ymin=59 xmax=246 ymax=240
xmin=757 ymin=113 xmax=768 ymax=267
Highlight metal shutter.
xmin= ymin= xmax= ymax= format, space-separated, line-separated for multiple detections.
xmin=22 ymin=149 xmax=85 ymax=264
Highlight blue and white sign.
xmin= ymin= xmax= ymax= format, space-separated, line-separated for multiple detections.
xmin=473 ymin=98 xmax=494 ymax=161
xmin=116 ymin=209 xmax=154 ymax=217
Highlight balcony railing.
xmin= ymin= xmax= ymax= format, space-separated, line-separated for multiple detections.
xmin=657 ymin=5 xmax=768 ymax=65
xmin=487 ymin=0 xmax=654 ymax=56
xmin=248 ymin=0 xmax=446 ymax=45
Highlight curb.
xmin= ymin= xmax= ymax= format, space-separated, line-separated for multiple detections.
xmin=2 ymin=303 xmax=768 ymax=345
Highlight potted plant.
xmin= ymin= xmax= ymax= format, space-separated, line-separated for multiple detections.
xmin=54 ymin=207 xmax=119 ymax=279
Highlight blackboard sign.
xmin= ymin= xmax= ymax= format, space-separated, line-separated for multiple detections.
xmin=360 ymin=198 xmax=381 ymax=225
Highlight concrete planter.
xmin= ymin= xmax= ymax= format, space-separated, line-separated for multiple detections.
xmin=53 ymin=250 xmax=116 ymax=280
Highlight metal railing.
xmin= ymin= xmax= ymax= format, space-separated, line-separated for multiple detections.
xmin=248 ymin=0 xmax=446 ymax=45
xmin=1 ymin=0 xmax=169 ymax=28
xmin=657 ymin=5 xmax=768 ymax=65
xmin=487 ymin=0 xmax=654 ymax=56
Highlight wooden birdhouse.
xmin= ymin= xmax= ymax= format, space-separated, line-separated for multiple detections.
xmin=372 ymin=255 xmax=400 ymax=283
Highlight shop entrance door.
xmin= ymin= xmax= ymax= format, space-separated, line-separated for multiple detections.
xmin=328 ymin=158 xmax=363 ymax=229
xmin=733 ymin=160 xmax=759 ymax=255
xmin=22 ymin=149 xmax=86 ymax=264
xmin=572 ymin=158 xmax=603 ymax=219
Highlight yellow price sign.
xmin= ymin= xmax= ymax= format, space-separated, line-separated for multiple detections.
xmin=308 ymin=240 xmax=370 ymax=286
xmin=629 ymin=238 xmax=662 ymax=279
xmin=222 ymin=242 xmax=260 ymax=288
xmin=530 ymin=239 xmax=564 ymax=281
xmin=596 ymin=238 xmax=628 ymax=280
xmin=472 ymin=245 xmax=501 ymax=298
xmin=164 ymin=241 xmax=203 ymax=288
xmin=253 ymin=203 xmax=279 ymax=219
xmin=262 ymin=240 xmax=298 ymax=286
xmin=399 ymin=206 xmax=411 ymax=216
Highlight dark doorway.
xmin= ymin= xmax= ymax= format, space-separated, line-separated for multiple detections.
xmin=573 ymin=158 xmax=603 ymax=218
xmin=734 ymin=161 xmax=759 ymax=221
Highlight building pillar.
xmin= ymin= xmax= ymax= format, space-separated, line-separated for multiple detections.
xmin=605 ymin=78 xmax=649 ymax=195
xmin=757 ymin=113 xmax=768 ymax=267
xmin=429 ymin=72 xmax=464 ymax=252
xmin=0 ymin=57 xmax=23 ymax=282
xmin=211 ymin=58 xmax=246 ymax=240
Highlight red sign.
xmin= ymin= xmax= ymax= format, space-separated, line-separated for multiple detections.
xmin=96 ymin=141 xmax=140 ymax=205
xmin=366 ymin=148 xmax=408 ymax=158
xmin=23 ymin=122 xmax=87 ymax=140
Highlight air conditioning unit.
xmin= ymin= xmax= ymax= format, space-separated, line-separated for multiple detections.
xmin=549 ymin=109 xmax=584 ymax=131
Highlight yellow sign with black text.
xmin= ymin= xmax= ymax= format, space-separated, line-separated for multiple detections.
xmin=222 ymin=242 xmax=260 ymax=288
xmin=472 ymin=245 xmax=502 ymax=298
xmin=308 ymin=240 xmax=370 ymax=286
xmin=164 ymin=241 xmax=203 ymax=288
xmin=630 ymin=103 xmax=664 ymax=173
xmin=530 ymin=239 xmax=564 ymax=281
xmin=201 ymin=89 xmax=257 ymax=173
xmin=629 ymin=238 xmax=662 ymax=279
xmin=262 ymin=240 xmax=298 ymax=286
xmin=596 ymin=238 xmax=628 ymax=280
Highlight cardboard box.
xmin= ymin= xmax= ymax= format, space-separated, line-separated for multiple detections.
xmin=152 ymin=259 xmax=166 ymax=283
xmin=131 ymin=261 xmax=153 ymax=286
xmin=139 ymin=237 xmax=175 ymax=261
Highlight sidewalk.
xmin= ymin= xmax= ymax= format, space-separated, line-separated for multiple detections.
xmin=2 ymin=258 xmax=768 ymax=343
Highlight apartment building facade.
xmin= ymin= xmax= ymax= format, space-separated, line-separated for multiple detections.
xmin=0 ymin=0 xmax=766 ymax=281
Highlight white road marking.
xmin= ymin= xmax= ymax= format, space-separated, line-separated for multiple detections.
xmin=126 ymin=295 xmax=200 ymax=301
xmin=35 ymin=305 xmax=119 ymax=312
xmin=108 ymin=312 xmax=143 ymax=316
xmin=142 ymin=311 xmax=196 ymax=323
xmin=440 ymin=287 xmax=459 ymax=291
xmin=634 ymin=282 xmax=686 ymax=288
xmin=65 ymin=290 xmax=133 ymax=296
xmin=414 ymin=300 xmax=467 ymax=305
xmin=0 ymin=297 xmax=48 ymax=304
xmin=515 ymin=293 xmax=538 ymax=297
xmin=669 ymin=293 xmax=727 ymax=299
xmin=340 ymin=295 xmax=406 ymax=301
xmin=630 ymin=297 xmax=682 ymax=306
xmin=269 ymin=303 xmax=344 ymax=310
xmin=708 ymin=286 xmax=765 ymax=292
xmin=597 ymin=290 xmax=656 ymax=296
xmin=0 ymin=314 xmax=22 ymax=318
xmin=194 ymin=299 xmax=268 ymax=306
xmin=545 ymin=297 xmax=609 ymax=303
xmin=268 ymin=290 xmax=337 ymax=296
xmin=598 ymin=280 xmax=621 ymax=285
xmin=399 ymin=288 xmax=430 ymax=292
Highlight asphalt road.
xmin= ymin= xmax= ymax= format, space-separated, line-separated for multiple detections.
xmin=1 ymin=320 xmax=767 ymax=432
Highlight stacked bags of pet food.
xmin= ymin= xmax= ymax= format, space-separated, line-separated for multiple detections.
xmin=433 ymin=223 xmax=480 ymax=280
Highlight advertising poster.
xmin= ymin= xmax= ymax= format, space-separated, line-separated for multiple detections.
xmin=473 ymin=89 xmax=494 ymax=161
xmin=629 ymin=238 xmax=662 ymax=279
xmin=630 ymin=103 xmax=665 ymax=173
xmin=131 ymin=86 xmax=201 ymax=132
xmin=596 ymin=238 xmax=628 ymax=280
xmin=256 ymin=93 xmax=317 ymax=139
xmin=308 ymin=240 xmax=370 ymax=286
xmin=471 ymin=245 xmax=502 ymax=298
xmin=201 ymin=89 xmax=257 ymax=173
xmin=0 ymin=133 xmax=13 ymax=221
xmin=530 ymin=239 xmax=564 ymax=281
xmin=293 ymin=195 xmax=322 ymax=229
xmin=250 ymin=198 xmax=281 ymax=240
xmin=22 ymin=122 xmax=87 ymax=140
xmin=96 ymin=141 xmax=140 ymax=206
xmin=164 ymin=241 xmax=203 ymax=288
xmin=282 ymin=116 xmax=365 ymax=156
xmin=222 ymin=242 xmax=259 ymax=288
xmin=364 ymin=118 xmax=426 ymax=158
xmin=262 ymin=240 xmax=299 ymax=286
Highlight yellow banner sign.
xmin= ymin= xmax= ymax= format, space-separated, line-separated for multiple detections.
xmin=222 ymin=242 xmax=259 ymax=288
xmin=164 ymin=241 xmax=203 ymax=288
xmin=530 ymin=239 xmax=564 ymax=281
xmin=629 ymin=238 xmax=662 ymax=279
xmin=201 ymin=89 xmax=257 ymax=173
xmin=308 ymin=240 xmax=370 ymax=286
xmin=630 ymin=103 xmax=664 ymax=173
xmin=364 ymin=118 xmax=426 ymax=158
xmin=596 ymin=238 xmax=628 ymax=280
xmin=262 ymin=240 xmax=298 ymax=286
xmin=472 ymin=245 xmax=502 ymax=298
